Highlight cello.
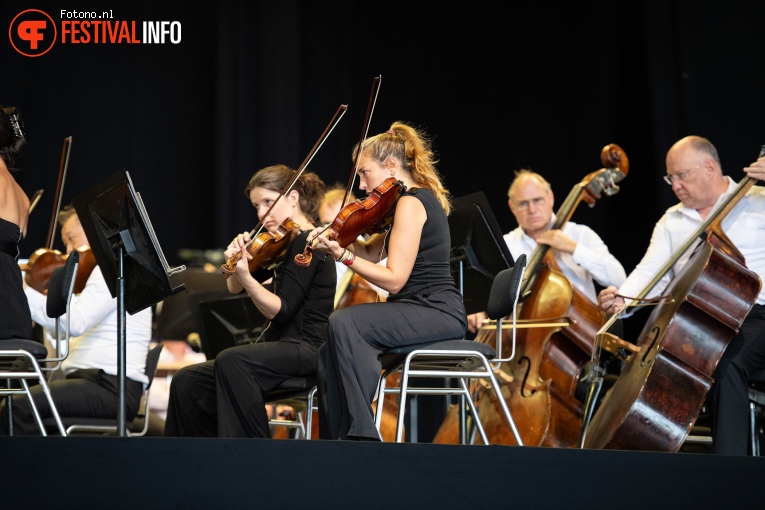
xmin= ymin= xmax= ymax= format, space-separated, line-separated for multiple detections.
xmin=582 ymin=150 xmax=764 ymax=451
xmin=433 ymin=143 xmax=631 ymax=446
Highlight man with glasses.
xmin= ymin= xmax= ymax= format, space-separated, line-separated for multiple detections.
xmin=467 ymin=169 xmax=626 ymax=334
xmin=598 ymin=135 xmax=765 ymax=455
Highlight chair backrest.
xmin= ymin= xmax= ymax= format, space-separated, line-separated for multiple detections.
xmin=484 ymin=253 xmax=526 ymax=364
xmin=46 ymin=250 xmax=79 ymax=319
xmin=144 ymin=342 xmax=164 ymax=389
xmin=43 ymin=250 xmax=79 ymax=368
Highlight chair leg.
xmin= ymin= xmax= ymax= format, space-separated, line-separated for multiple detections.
xmin=396 ymin=371 xmax=411 ymax=442
xmin=28 ymin=357 xmax=67 ymax=437
xmin=6 ymin=379 xmax=13 ymax=436
xmin=19 ymin=379 xmax=48 ymax=436
xmin=485 ymin=373 xmax=523 ymax=446
xmin=457 ymin=378 xmax=490 ymax=445
xmin=305 ymin=387 xmax=317 ymax=440
xmin=752 ymin=402 xmax=761 ymax=457
xmin=374 ymin=374 xmax=389 ymax=434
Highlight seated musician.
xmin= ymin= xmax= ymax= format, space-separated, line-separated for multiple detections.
xmin=0 ymin=205 xmax=153 ymax=434
xmin=468 ymin=169 xmax=626 ymax=338
xmin=506 ymin=169 xmax=626 ymax=303
xmin=308 ymin=121 xmax=467 ymax=441
xmin=598 ymin=136 xmax=765 ymax=455
xmin=164 ymin=164 xmax=336 ymax=438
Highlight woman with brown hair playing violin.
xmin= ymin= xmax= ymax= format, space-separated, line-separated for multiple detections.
xmin=308 ymin=121 xmax=467 ymax=441
xmin=165 ymin=164 xmax=336 ymax=438
xmin=1 ymin=205 xmax=153 ymax=434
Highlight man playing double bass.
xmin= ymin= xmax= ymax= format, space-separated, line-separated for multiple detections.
xmin=467 ymin=169 xmax=627 ymax=333
xmin=598 ymin=136 xmax=765 ymax=455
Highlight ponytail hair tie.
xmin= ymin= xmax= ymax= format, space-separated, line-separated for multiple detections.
xmin=9 ymin=112 xmax=24 ymax=140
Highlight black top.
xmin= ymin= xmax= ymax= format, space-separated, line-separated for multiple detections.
xmin=387 ymin=189 xmax=466 ymax=323
xmin=0 ymin=217 xmax=34 ymax=340
xmin=264 ymin=229 xmax=336 ymax=348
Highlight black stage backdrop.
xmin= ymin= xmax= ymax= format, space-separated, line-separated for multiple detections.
xmin=3 ymin=1 xmax=764 ymax=342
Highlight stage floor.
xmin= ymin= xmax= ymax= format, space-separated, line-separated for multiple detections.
xmin=4 ymin=437 xmax=765 ymax=508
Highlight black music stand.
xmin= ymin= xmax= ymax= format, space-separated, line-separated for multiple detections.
xmin=449 ymin=191 xmax=515 ymax=314
xmin=155 ymin=269 xmax=231 ymax=342
xmin=73 ymin=170 xmax=185 ymax=437
xmin=447 ymin=191 xmax=514 ymax=442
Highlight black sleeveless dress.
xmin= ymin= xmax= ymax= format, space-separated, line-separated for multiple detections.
xmin=0 ymin=217 xmax=33 ymax=340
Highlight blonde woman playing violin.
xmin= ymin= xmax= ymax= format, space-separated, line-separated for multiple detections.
xmin=308 ymin=121 xmax=467 ymax=441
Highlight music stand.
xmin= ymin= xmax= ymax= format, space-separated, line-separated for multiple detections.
xmin=197 ymin=293 xmax=269 ymax=360
xmin=448 ymin=191 xmax=514 ymax=442
xmin=155 ymin=269 xmax=231 ymax=342
xmin=449 ymin=191 xmax=514 ymax=314
xmin=73 ymin=170 xmax=185 ymax=436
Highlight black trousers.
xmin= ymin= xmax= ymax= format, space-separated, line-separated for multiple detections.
xmin=0 ymin=369 xmax=143 ymax=435
xmin=318 ymin=295 xmax=466 ymax=441
xmin=164 ymin=339 xmax=319 ymax=438
xmin=710 ymin=304 xmax=765 ymax=455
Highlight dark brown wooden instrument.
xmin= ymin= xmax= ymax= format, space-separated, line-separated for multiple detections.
xmin=583 ymin=163 xmax=763 ymax=451
xmin=221 ymin=218 xmax=301 ymax=274
xmin=433 ymin=143 xmax=630 ymax=446
xmin=295 ymin=177 xmax=405 ymax=267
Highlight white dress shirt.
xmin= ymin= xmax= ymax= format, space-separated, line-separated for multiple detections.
xmin=617 ymin=177 xmax=765 ymax=311
xmin=504 ymin=215 xmax=626 ymax=305
xmin=25 ymin=265 xmax=152 ymax=384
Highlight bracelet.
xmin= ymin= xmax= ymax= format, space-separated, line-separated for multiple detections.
xmin=336 ymin=249 xmax=354 ymax=263
xmin=342 ymin=251 xmax=355 ymax=266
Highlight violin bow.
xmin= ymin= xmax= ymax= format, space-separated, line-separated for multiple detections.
xmin=46 ymin=136 xmax=73 ymax=249
xmin=28 ymin=189 xmax=44 ymax=214
xmin=246 ymin=104 xmax=348 ymax=241
xmin=342 ymin=75 xmax=382 ymax=209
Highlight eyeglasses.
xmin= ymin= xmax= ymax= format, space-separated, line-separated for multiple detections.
xmin=663 ymin=164 xmax=703 ymax=186
xmin=511 ymin=196 xmax=547 ymax=211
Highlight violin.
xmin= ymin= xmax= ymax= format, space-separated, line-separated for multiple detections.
xmin=220 ymin=218 xmax=301 ymax=275
xmin=219 ymin=105 xmax=348 ymax=277
xmin=295 ymin=75 xmax=391 ymax=268
xmin=295 ymin=177 xmax=405 ymax=267
xmin=21 ymin=245 xmax=97 ymax=294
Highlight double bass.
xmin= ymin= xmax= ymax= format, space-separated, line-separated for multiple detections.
xmin=582 ymin=150 xmax=764 ymax=451
xmin=434 ymin=143 xmax=631 ymax=446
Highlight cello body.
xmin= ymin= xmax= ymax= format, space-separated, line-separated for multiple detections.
xmin=437 ymin=256 xmax=606 ymax=447
xmin=584 ymin=231 xmax=761 ymax=450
